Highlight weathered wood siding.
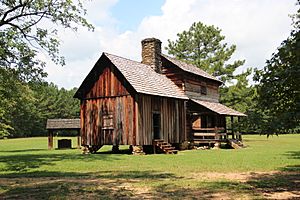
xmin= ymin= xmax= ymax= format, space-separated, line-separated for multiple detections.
xmin=161 ymin=56 xmax=220 ymax=102
xmin=81 ymin=96 xmax=136 ymax=146
xmin=161 ymin=57 xmax=184 ymax=89
xmin=137 ymin=94 xmax=186 ymax=145
xmin=85 ymin=65 xmax=131 ymax=99
xmin=184 ymin=79 xmax=219 ymax=102
xmin=80 ymin=64 xmax=137 ymax=146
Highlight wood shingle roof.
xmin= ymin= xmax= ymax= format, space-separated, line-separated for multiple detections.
xmin=46 ymin=119 xmax=80 ymax=130
xmin=191 ymin=99 xmax=247 ymax=116
xmin=162 ymin=54 xmax=223 ymax=84
xmin=104 ymin=52 xmax=188 ymax=100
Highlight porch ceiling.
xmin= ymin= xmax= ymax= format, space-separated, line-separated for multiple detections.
xmin=191 ymin=99 xmax=247 ymax=117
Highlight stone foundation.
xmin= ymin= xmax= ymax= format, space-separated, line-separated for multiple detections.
xmin=132 ymin=146 xmax=145 ymax=155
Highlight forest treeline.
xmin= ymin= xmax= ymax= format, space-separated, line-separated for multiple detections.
xmin=0 ymin=69 xmax=79 ymax=137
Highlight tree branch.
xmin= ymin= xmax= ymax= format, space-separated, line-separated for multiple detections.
xmin=2 ymin=10 xmax=49 ymax=26
xmin=0 ymin=3 xmax=25 ymax=24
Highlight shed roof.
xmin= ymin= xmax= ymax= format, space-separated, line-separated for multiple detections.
xmin=162 ymin=54 xmax=223 ymax=84
xmin=191 ymin=99 xmax=247 ymax=116
xmin=46 ymin=119 xmax=80 ymax=130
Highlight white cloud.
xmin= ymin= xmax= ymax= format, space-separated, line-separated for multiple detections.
xmin=45 ymin=0 xmax=118 ymax=88
xmin=45 ymin=0 xmax=297 ymax=89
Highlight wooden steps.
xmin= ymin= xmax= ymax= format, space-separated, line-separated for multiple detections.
xmin=153 ymin=139 xmax=178 ymax=154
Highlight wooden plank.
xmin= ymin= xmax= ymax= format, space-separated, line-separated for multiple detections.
xmin=193 ymin=133 xmax=217 ymax=137
xmin=48 ymin=130 xmax=53 ymax=150
xmin=192 ymin=127 xmax=224 ymax=131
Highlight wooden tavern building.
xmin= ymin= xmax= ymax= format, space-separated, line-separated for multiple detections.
xmin=74 ymin=38 xmax=246 ymax=153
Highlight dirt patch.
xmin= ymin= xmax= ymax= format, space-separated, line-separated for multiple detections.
xmin=189 ymin=171 xmax=278 ymax=182
xmin=1 ymin=171 xmax=299 ymax=199
xmin=190 ymin=171 xmax=300 ymax=199
xmin=264 ymin=191 xmax=300 ymax=200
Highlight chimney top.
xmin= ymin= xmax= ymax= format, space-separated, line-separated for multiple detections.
xmin=141 ymin=38 xmax=162 ymax=44
xmin=141 ymin=38 xmax=162 ymax=73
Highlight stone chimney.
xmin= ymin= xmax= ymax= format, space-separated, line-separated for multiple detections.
xmin=141 ymin=38 xmax=162 ymax=73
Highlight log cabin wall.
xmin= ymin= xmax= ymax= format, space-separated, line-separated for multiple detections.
xmin=161 ymin=56 xmax=220 ymax=102
xmin=137 ymin=94 xmax=186 ymax=145
xmin=161 ymin=57 xmax=185 ymax=89
xmin=183 ymin=75 xmax=220 ymax=103
xmin=80 ymin=63 xmax=137 ymax=146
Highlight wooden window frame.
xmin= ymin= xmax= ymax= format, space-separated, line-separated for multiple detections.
xmin=102 ymin=113 xmax=114 ymax=130
xmin=200 ymin=85 xmax=207 ymax=95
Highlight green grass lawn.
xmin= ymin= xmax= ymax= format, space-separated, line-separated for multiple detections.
xmin=0 ymin=135 xmax=299 ymax=199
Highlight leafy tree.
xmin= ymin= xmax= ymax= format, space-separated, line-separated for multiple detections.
xmin=0 ymin=0 xmax=91 ymax=137
xmin=0 ymin=69 xmax=14 ymax=137
xmin=166 ymin=22 xmax=245 ymax=83
xmin=0 ymin=68 xmax=36 ymax=137
xmin=0 ymin=69 xmax=80 ymax=137
xmin=27 ymin=82 xmax=80 ymax=136
xmin=220 ymin=68 xmax=253 ymax=113
xmin=254 ymin=1 xmax=300 ymax=134
xmin=0 ymin=0 xmax=93 ymax=81
xmin=166 ymin=21 xmax=254 ymax=130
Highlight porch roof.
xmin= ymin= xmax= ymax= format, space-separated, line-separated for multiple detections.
xmin=191 ymin=99 xmax=247 ymax=117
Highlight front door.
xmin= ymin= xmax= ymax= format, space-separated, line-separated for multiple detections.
xmin=153 ymin=113 xmax=161 ymax=139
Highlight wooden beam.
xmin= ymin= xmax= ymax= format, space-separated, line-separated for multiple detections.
xmin=238 ymin=116 xmax=242 ymax=141
xmin=48 ymin=130 xmax=53 ymax=150
xmin=82 ymin=94 xmax=131 ymax=100
xmin=77 ymin=129 xmax=81 ymax=149
xmin=231 ymin=116 xmax=234 ymax=139
xmin=224 ymin=116 xmax=227 ymax=135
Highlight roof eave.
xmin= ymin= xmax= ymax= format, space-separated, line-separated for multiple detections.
xmin=161 ymin=54 xmax=223 ymax=84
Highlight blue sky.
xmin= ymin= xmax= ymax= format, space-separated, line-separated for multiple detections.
xmin=44 ymin=0 xmax=297 ymax=89
xmin=111 ymin=0 xmax=164 ymax=32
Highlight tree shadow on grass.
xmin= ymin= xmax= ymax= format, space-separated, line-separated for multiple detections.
xmin=96 ymin=149 xmax=132 ymax=155
xmin=0 ymin=152 xmax=120 ymax=173
xmin=0 ymin=174 xmax=135 ymax=200
xmin=284 ymin=151 xmax=300 ymax=160
xmin=244 ymin=150 xmax=300 ymax=198
xmin=0 ymin=170 xmax=263 ymax=200
xmin=152 ymin=180 xmax=261 ymax=199
xmin=0 ymin=149 xmax=46 ymax=153
xmin=246 ymin=165 xmax=300 ymax=199
xmin=0 ymin=170 xmax=180 ymax=200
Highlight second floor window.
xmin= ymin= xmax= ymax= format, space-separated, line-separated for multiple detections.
xmin=201 ymin=86 xmax=207 ymax=95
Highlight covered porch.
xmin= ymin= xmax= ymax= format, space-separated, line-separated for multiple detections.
xmin=187 ymin=99 xmax=247 ymax=148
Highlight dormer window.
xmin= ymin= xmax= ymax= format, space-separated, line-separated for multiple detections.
xmin=201 ymin=86 xmax=207 ymax=95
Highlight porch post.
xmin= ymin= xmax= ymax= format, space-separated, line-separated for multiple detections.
xmin=238 ymin=116 xmax=242 ymax=141
xmin=231 ymin=116 xmax=234 ymax=139
xmin=224 ymin=116 xmax=227 ymax=139
xmin=77 ymin=129 xmax=81 ymax=149
xmin=48 ymin=130 xmax=53 ymax=150
xmin=214 ymin=114 xmax=219 ymax=139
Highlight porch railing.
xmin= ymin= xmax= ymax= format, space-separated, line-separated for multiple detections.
xmin=192 ymin=127 xmax=242 ymax=143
